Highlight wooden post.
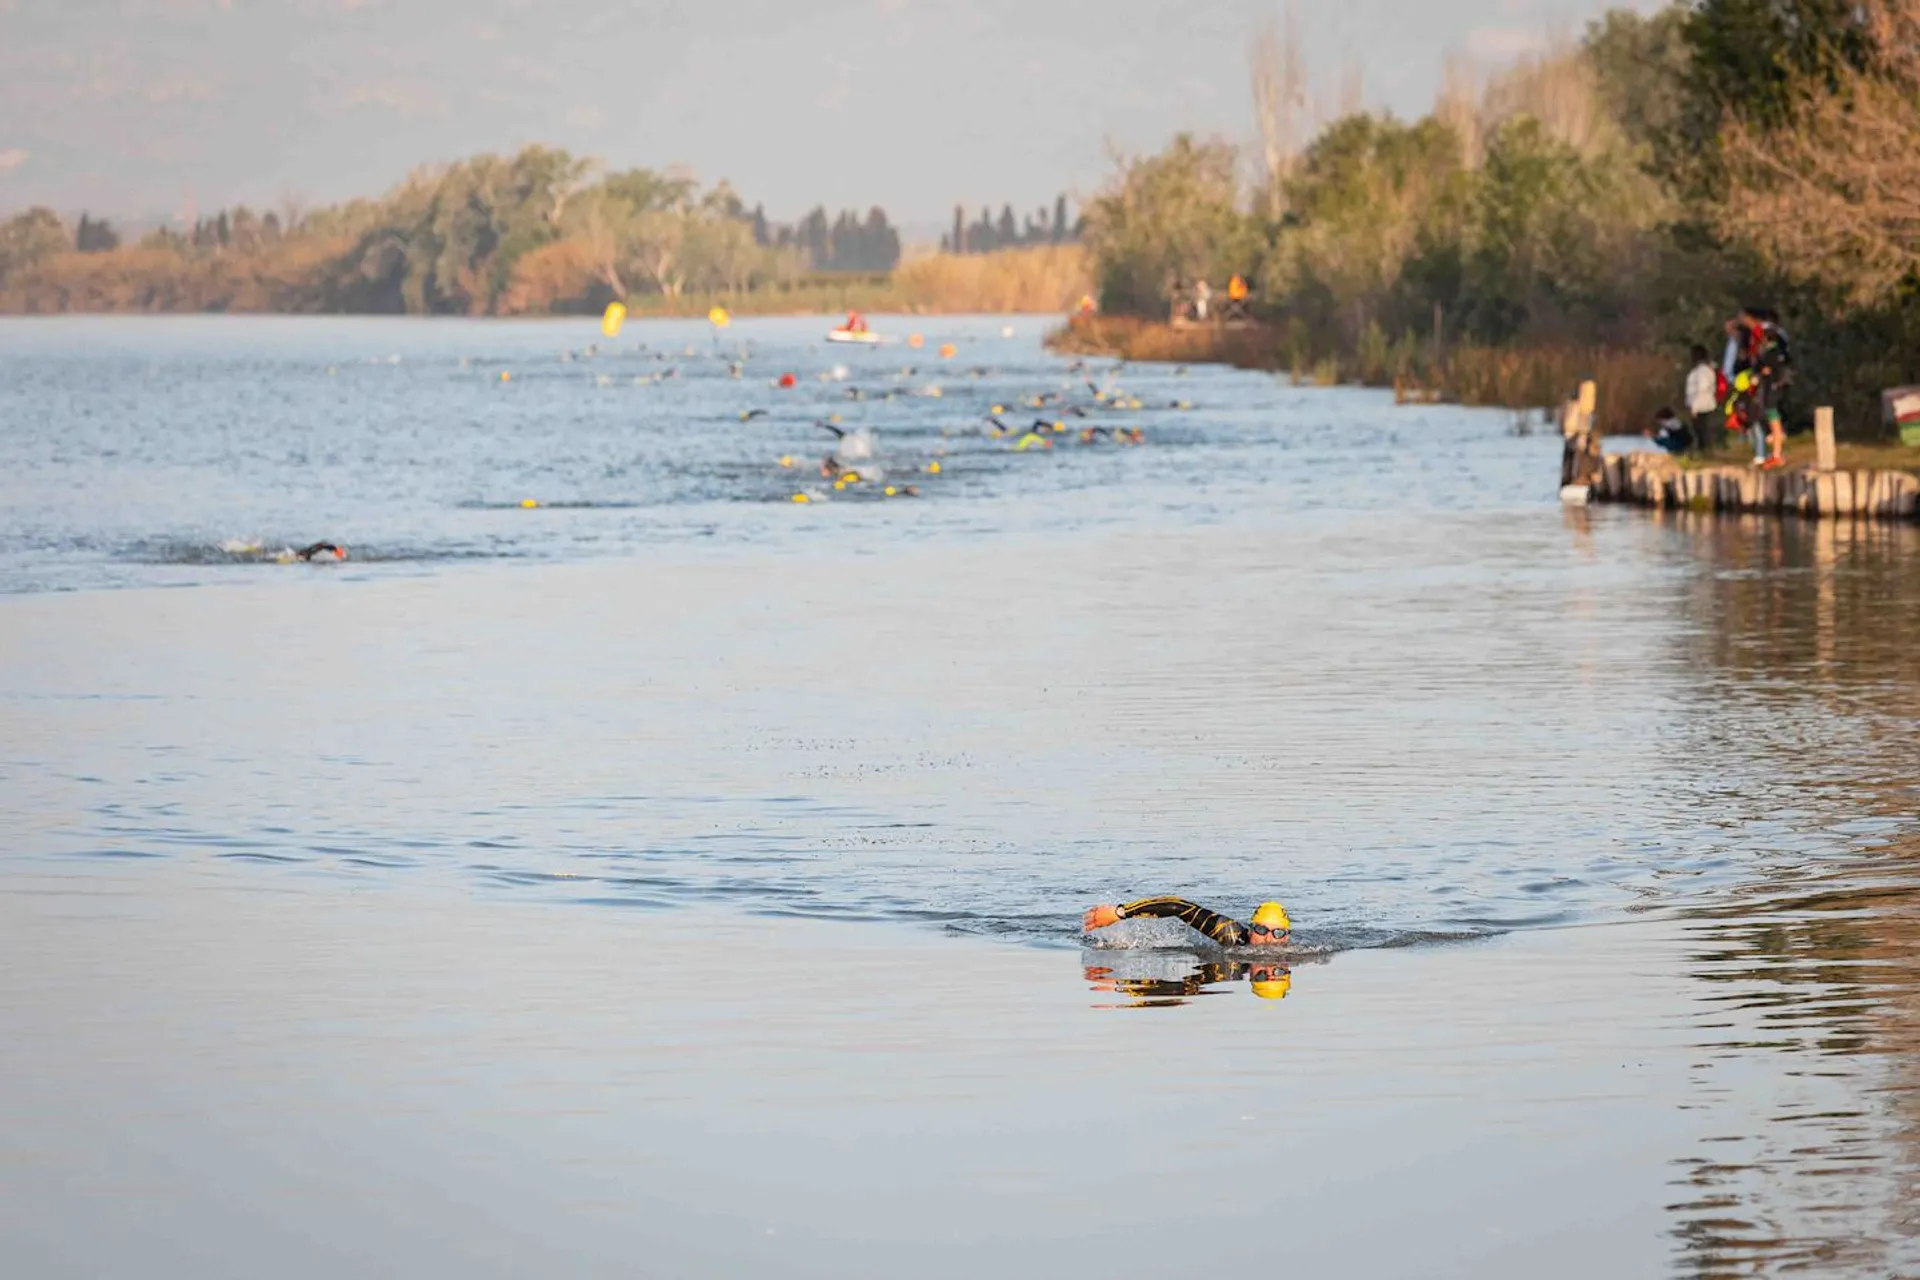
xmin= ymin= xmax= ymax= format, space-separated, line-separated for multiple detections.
xmin=1815 ymin=406 xmax=1836 ymax=473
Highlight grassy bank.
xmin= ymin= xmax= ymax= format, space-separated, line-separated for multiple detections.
xmin=1048 ymin=316 xmax=1677 ymax=435
xmin=1675 ymin=436 xmax=1920 ymax=475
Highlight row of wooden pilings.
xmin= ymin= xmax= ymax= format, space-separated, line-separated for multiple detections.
xmin=1558 ymin=382 xmax=1920 ymax=521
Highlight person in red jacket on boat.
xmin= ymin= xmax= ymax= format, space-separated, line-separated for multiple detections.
xmin=842 ymin=311 xmax=868 ymax=335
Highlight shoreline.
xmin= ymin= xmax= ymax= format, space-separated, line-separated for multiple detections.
xmin=1047 ymin=315 xmax=1691 ymax=438
xmin=0 ymin=302 xmax=1078 ymax=320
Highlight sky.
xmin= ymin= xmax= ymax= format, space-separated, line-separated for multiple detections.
xmin=1 ymin=0 xmax=1658 ymax=237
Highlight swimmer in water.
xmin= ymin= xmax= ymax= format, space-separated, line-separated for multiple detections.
xmin=1082 ymin=897 xmax=1291 ymax=949
xmin=289 ymin=541 xmax=348 ymax=563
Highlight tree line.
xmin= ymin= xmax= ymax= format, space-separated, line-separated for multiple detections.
xmin=942 ymin=197 xmax=1080 ymax=254
xmin=1080 ymin=0 xmax=1920 ymax=436
xmin=0 ymin=153 xmax=909 ymax=314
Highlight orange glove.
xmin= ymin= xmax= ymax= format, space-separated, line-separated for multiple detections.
xmin=1083 ymin=904 xmax=1122 ymax=932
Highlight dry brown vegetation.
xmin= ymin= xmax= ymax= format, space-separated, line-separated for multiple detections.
xmin=1442 ymin=345 xmax=1677 ymax=434
xmin=892 ymin=245 xmax=1089 ymax=313
xmin=0 ymin=235 xmax=357 ymax=313
xmin=1049 ymin=317 xmax=1676 ymax=434
xmin=1048 ymin=316 xmax=1279 ymax=366
xmin=1715 ymin=0 xmax=1920 ymax=305
xmin=1058 ymin=2 xmax=1920 ymax=437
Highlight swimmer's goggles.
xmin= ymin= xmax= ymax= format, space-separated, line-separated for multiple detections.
xmin=1248 ymin=922 xmax=1290 ymax=942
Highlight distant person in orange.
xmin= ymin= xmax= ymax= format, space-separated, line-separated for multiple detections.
xmin=1227 ymin=273 xmax=1249 ymax=301
xmin=1076 ymin=294 xmax=1097 ymax=318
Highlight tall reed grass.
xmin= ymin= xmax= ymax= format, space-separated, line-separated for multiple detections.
xmin=1047 ymin=315 xmax=1279 ymax=366
xmin=621 ymin=246 xmax=1091 ymax=318
xmin=893 ymin=245 xmax=1089 ymax=313
xmin=1442 ymin=345 xmax=1678 ymax=435
xmin=1049 ymin=316 xmax=1683 ymax=434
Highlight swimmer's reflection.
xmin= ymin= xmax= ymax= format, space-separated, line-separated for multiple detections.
xmin=1083 ymin=954 xmax=1295 ymax=1008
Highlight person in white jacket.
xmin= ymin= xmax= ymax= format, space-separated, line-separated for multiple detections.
xmin=1685 ymin=344 xmax=1718 ymax=454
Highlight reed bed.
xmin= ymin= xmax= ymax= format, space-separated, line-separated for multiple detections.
xmin=1441 ymin=345 xmax=1678 ymax=435
xmin=621 ymin=247 xmax=1092 ymax=319
xmin=1047 ymin=315 xmax=1280 ymax=366
xmin=892 ymin=246 xmax=1090 ymax=313
xmin=1049 ymin=317 xmax=1682 ymax=435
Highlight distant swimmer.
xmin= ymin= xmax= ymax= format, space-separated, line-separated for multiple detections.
xmin=270 ymin=541 xmax=348 ymax=564
xmin=739 ymin=408 xmax=769 ymax=421
xmin=1082 ymin=898 xmax=1292 ymax=950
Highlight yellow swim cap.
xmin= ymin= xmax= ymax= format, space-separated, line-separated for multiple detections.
xmin=1250 ymin=973 xmax=1292 ymax=1000
xmin=1251 ymin=902 xmax=1291 ymax=930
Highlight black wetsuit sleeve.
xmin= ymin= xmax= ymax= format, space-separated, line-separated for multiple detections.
xmin=1117 ymin=897 xmax=1248 ymax=947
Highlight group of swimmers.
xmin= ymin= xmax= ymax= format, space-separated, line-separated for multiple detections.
xmin=782 ymin=366 xmax=1169 ymax=496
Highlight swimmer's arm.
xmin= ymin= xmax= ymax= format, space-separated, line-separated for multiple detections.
xmin=1115 ymin=897 xmax=1249 ymax=947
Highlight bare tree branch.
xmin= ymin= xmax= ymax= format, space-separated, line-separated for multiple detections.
xmin=1714 ymin=0 xmax=1920 ymax=305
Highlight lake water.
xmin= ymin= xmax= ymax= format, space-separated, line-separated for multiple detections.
xmin=2 ymin=315 xmax=1918 ymax=1277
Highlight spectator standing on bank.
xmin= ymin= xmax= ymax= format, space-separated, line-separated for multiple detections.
xmin=1685 ymin=344 xmax=1718 ymax=454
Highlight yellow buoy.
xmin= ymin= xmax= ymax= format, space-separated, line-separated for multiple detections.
xmin=602 ymin=302 xmax=627 ymax=338
xmin=884 ymin=486 xmax=897 ymax=496
xmin=792 ymin=493 xmax=811 ymax=503
xmin=520 ymin=498 xmax=539 ymax=508
xmin=708 ymin=305 xmax=731 ymax=328
xmin=926 ymin=461 xmax=942 ymax=474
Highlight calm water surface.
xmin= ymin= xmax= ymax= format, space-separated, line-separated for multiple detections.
xmin=1 ymin=316 xmax=1917 ymax=1277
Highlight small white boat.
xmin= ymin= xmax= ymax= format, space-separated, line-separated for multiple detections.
xmin=826 ymin=329 xmax=888 ymax=345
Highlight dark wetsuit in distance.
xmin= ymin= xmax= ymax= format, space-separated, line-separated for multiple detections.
xmin=1115 ymin=897 xmax=1250 ymax=947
